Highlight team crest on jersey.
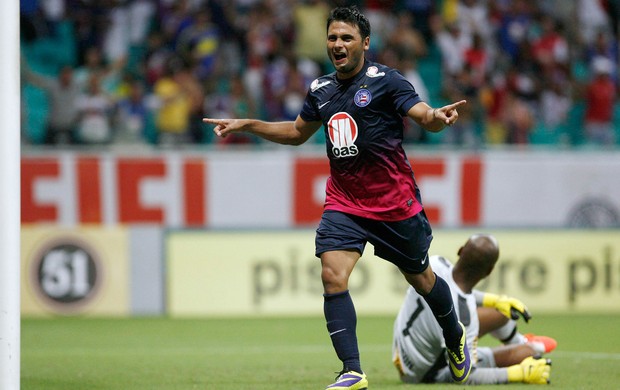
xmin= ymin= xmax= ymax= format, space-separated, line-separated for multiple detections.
xmin=366 ymin=66 xmax=385 ymax=77
xmin=327 ymin=112 xmax=359 ymax=158
xmin=354 ymin=89 xmax=372 ymax=107
xmin=310 ymin=78 xmax=331 ymax=92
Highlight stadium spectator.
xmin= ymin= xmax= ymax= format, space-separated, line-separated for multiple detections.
xmin=127 ymin=0 xmax=156 ymax=66
xmin=21 ymin=0 xmax=47 ymax=42
xmin=261 ymin=53 xmax=292 ymax=121
xmin=280 ymin=64 xmax=309 ymax=121
xmin=577 ymin=0 xmax=612 ymax=45
xmin=68 ymin=1 xmax=112 ymax=66
xmin=530 ymin=15 xmax=569 ymax=75
xmin=496 ymin=0 xmax=535 ymax=63
xmin=393 ymin=234 xmax=556 ymax=385
xmin=74 ymin=72 xmax=115 ymax=145
xmin=479 ymin=72 xmax=509 ymax=144
xmin=204 ymin=74 xmax=258 ymax=146
xmin=74 ymin=46 xmax=126 ymax=96
xmin=442 ymin=64 xmax=481 ymax=147
xmin=363 ymin=0 xmax=400 ymax=55
xmin=455 ymin=0 xmax=492 ymax=45
xmin=385 ymin=12 xmax=428 ymax=60
xmin=204 ymin=6 xmax=472 ymax=389
xmin=143 ymin=31 xmax=174 ymax=86
xmin=21 ymin=61 xmax=81 ymax=145
xmin=502 ymin=91 xmax=535 ymax=145
xmin=102 ymin=0 xmax=131 ymax=64
xmin=114 ymin=77 xmax=151 ymax=144
xmin=175 ymin=9 xmax=220 ymax=81
xmin=583 ymin=29 xmax=619 ymax=82
xmin=538 ymin=78 xmax=573 ymax=142
xmin=463 ymin=32 xmax=490 ymax=88
xmin=583 ymin=56 xmax=617 ymax=146
xmin=401 ymin=0 xmax=436 ymax=42
xmin=39 ymin=0 xmax=66 ymax=38
xmin=152 ymin=59 xmax=192 ymax=145
xmin=432 ymin=18 xmax=470 ymax=78
xmin=174 ymin=64 xmax=205 ymax=143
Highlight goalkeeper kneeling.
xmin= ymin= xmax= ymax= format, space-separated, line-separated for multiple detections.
xmin=392 ymin=234 xmax=555 ymax=385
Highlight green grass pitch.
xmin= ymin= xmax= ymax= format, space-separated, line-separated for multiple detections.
xmin=22 ymin=314 xmax=620 ymax=389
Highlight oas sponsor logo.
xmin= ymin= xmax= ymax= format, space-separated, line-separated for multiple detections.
xmin=327 ymin=112 xmax=359 ymax=158
xmin=354 ymin=89 xmax=372 ymax=107
xmin=31 ymin=238 xmax=101 ymax=312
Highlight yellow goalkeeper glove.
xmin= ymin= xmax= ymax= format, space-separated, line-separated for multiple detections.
xmin=507 ymin=356 xmax=552 ymax=384
xmin=482 ymin=293 xmax=532 ymax=322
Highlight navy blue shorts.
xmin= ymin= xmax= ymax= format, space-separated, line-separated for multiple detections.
xmin=315 ymin=210 xmax=433 ymax=274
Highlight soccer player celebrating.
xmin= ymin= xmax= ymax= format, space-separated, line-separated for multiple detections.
xmin=393 ymin=234 xmax=556 ymax=385
xmin=204 ymin=6 xmax=468 ymax=389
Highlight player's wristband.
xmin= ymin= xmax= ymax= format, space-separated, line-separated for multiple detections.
xmin=481 ymin=293 xmax=499 ymax=307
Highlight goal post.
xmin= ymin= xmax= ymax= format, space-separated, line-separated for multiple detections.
xmin=0 ymin=0 xmax=21 ymax=388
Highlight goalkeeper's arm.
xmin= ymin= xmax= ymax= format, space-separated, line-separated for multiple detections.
xmin=473 ymin=290 xmax=532 ymax=322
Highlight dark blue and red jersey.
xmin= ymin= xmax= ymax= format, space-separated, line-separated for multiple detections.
xmin=300 ymin=60 xmax=425 ymax=221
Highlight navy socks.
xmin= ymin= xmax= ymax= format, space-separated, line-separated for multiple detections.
xmin=421 ymin=274 xmax=462 ymax=348
xmin=324 ymin=290 xmax=362 ymax=374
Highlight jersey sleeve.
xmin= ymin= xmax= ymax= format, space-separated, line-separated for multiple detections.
xmin=387 ymin=70 xmax=423 ymax=116
xmin=299 ymin=89 xmax=320 ymax=122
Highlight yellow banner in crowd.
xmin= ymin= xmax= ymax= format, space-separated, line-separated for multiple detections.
xmin=166 ymin=230 xmax=620 ymax=317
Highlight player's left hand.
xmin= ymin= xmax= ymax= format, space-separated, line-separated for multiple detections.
xmin=483 ymin=293 xmax=532 ymax=322
xmin=435 ymin=100 xmax=467 ymax=126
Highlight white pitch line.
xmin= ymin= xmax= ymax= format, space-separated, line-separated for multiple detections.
xmin=551 ymin=351 xmax=620 ymax=360
xmin=200 ymin=346 xmax=620 ymax=361
xmin=25 ymin=344 xmax=620 ymax=360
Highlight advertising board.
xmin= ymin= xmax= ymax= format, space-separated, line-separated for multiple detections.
xmin=166 ymin=229 xmax=620 ymax=317
xmin=21 ymin=226 xmax=130 ymax=316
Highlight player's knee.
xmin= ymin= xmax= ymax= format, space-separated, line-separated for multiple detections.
xmin=403 ymin=268 xmax=435 ymax=295
xmin=321 ymin=267 xmax=348 ymax=293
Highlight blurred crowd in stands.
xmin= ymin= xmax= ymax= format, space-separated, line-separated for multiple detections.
xmin=20 ymin=0 xmax=620 ymax=149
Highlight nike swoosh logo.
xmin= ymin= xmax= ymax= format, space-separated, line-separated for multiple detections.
xmin=449 ymin=360 xmax=465 ymax=378
xmin=329 ymin=328 xmax=346 ymax=336
xmin=421 ymin=254 xmax=428 ymax=265
xmin=318 ymin=101 xmax=330 ymax=109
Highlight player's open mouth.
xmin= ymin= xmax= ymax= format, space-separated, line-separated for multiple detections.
xmin=333 ymin=52 xmax=347 ymax=64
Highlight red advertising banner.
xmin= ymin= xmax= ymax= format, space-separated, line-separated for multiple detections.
xmin=20 ymin=150 xmax=620 ymax=229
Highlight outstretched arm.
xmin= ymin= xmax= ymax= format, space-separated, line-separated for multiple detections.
xmin=406 ymin=100 xmax=467 ymax=132
xmin=202 ymin=115 xmax=322 ymax=146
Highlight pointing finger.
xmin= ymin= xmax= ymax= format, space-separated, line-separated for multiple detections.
xmin=447 ymin=100 xmax=467 ymax=110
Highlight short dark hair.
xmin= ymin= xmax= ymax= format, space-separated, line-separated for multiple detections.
xmin=327 ymin=6 xmax=371 ymax=39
